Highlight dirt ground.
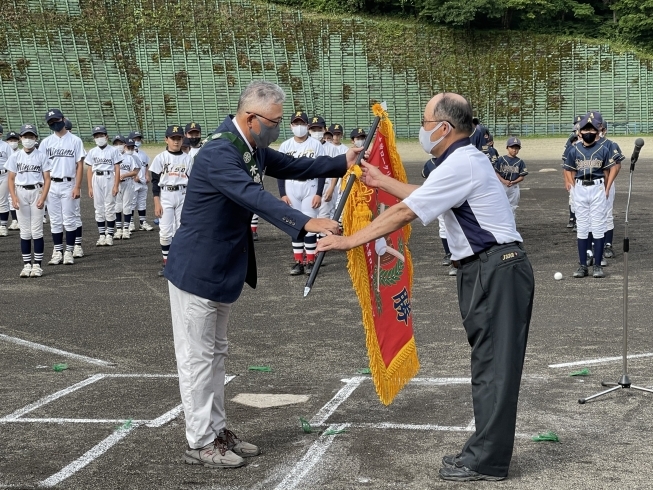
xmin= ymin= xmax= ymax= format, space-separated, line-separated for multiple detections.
xmin=1 ymin=136 xmax=652 ymax=489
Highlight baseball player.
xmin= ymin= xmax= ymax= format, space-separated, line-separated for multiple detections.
xmin=277 ymin=111 xmax=326 ymax=275
xmin=39 ymin=109 xmax=86 ymax=265
xmin=181 ymin=138 xmax=191 ymax=154
xmin=563 ymin=112 xmax=616 ymax=278
xmin=0 ymin=124 xmax=12 ymax=237
xmin=308 ymin=116 xmax=327 ymax=142
xmin=185 ymin=122 xmax=202 ymax=158
xmin=86 ymin=126 xmax=122 ymax=247
xmin=318 ymin=124 xmax=349 ymax=220
xmin=67 ymin=117 xmax=84 ymax=257
xmin=493 ymin=137 xmax=528 ymax=215
xmin=5 ymin=124 xmax=51 ymax=277
xmin=5 ymin=131 xmax=21 ymax=231
xmin=128 ymin=130 xmax=153 ymax=231
xmin=150 ymin=125 xmax=193 ymax=276
xmin=486 ymin=134 xmax=499 ymax=164
xmin=114 ymin=137 xmax=140 ymax=239
xmin=562 ymin=115 xmax=583 ymax=230
xmin=470 ymin=118 xmax=490 ymax=154
xmin=250 ymin=214 xmax=260 ymax=241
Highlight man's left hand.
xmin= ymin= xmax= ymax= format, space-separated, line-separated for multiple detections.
xmin=317 ymin=235 xmax=353 ymax=252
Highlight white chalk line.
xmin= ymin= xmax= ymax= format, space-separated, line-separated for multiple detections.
xmin=349 ymin=422 xmax=472 ymax=431
xmin=549 ymin=352 xmax=653 ymax=368
xmin=273 ymin=423 xmax=349 ymax=490
xmin=410 ymin=377 xmax=471 ymax=385
xmin=0 ymin=333 xmax=115 ymax=367
xmin=1 ymin=418 xmax=149 ymax=424
xmin=38 ymin=424 xmax=138 ymax=488
xmin=309 ymin=377 xmax=365 ymax=426
xmin=1 ymin=374 xmax=106 ymax=421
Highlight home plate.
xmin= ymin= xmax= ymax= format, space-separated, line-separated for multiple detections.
xmin=539 ymin=168 xmax=557 ymax=172
xmin=232 ymin=393 xmax=310 ymax=408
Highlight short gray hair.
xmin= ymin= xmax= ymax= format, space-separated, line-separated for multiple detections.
xmin=236 ymin=81 xmax=286 ymax=114
xmin=432 ymin=93 xmax=473 ymax=135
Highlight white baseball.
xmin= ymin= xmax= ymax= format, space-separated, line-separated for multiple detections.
xmin=554 ymin=272 xmax=563 ymax=280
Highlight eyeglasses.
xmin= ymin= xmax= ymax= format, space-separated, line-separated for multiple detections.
xmin=421 ymin=119 xmax=455 ymax=129
xmin=247 ymin=112 xmax=283 ymax=128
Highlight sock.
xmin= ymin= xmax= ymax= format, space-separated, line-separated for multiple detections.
xmin=292 ymin=241 xmax=304 ymax=263
xmin=569 ymin=207 xmax=575 ymax=220
xmin=34 ymin=238 xmax=44 ymax=265
xmin=107 ymin=220 xmax=115 ymax=236
xmin=21 ymin=239 xmax=31 ymax=264
xmin=605 ymin=229 xmax=614 ymax=247
xmin=593 ymin=237 xmax=605 ymax=264
xmin=162 ymin=244 xmax=170 ymax=264
xmin=251 ymin=214 xmax=259 ymax=233
xmin=11 ymin=210 xmax=17 ymax=221
xmin=65 ymin=230 xmax=76 ymax=252
xmin=124 ymin=214 xmax=132 ymax=227
xmin=53 ymin=232 xmax=64 ymax=252
xmin=75 ymin=226 xmax=83 ymax=245
xmin=304 ymin=234 xmax=317 ymax=262
xmin=115 ymin=213 xmax=122 ymax=229
xmin=139 ymin=209 xmax=146 ymax=223
xmin=578 ymin=238 xmax=589 ymax=266
xmin=441 ymin=238 xmax=451 ymax=255
xmin=0 ymin=212 xmax=8 ymax=226
xmin=97 ymin=221 xmax=106 ymax=236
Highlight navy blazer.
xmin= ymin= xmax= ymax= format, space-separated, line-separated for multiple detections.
xmin=164 ymin=115 xmax=348 ymax=303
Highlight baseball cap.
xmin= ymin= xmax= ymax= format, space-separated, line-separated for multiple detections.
xmin=181 ymin=137 xmax=191 ymax=148
xmin=328 ymin=124 xmax=343 ymax=135
xmin=125 ymin=137 xmax=136 ymax=147
xmin=350 ymin=128 xmax=367 ymax=139
xmin=574 ymin=114 xmax=583 ymax=124
xmin=579 ymin=113 xmax=601 ymax=130
xmin=19 ymin=124 xmax=38 ymax=137
xmin=112 ymin=134 xmax=126 ymax=144
xmin=128 ymin=130 xmax=143 ymax=139
xmin=64 ymin=119 xmax=73 ymax=131
xmin=6 ymin=131 xmax=19 ymax=140
xmin=185 ymin=122 xmax=201 ymax=133
xmin=45 ymin=108 xmax=64 ymax=122
xmin=165 ymin=125 xmax=184 ymax=138
xmin=291 ymin=111 xmax=309 ymax=124
xmin=92 ymin=125 xmax=108 ymax=135
xmin=308 ymin=116 xmax=326 ymax=128
xmin=506 ymin=137 xmax=521 ymax=148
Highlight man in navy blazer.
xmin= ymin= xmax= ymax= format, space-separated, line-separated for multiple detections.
xmin=165 ymin=81 xmax=360 ymax=469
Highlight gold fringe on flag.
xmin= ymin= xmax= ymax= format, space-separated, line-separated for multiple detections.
xmin=341 ymin=103 xmax=419 ymax=406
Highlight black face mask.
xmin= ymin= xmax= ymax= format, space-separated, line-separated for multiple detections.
xmin=188 ymin=137 xmax=201 ymax=147
xmin=48 ymin=121 xmax=66 ymax=132
xmin=581 ymin=132 xmax=596 ymax=144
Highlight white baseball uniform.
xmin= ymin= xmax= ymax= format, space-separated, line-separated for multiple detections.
xmin=39 ymin=131 xmax=86 ymax=234
xmin=116 ymin=154 xmax=140 ymax=216
xmin=4 ymin=148 xmax=51 ymax=240
xmin=150 ymin=150 xmax=192 ymax=246
xmin=133 ymin=148 xmax=150 ymax=213
xmin=0 ymin=140 xmax=12 ymax=216
xmin=319 ymin=141 xmax=348 ymax=219
xmin=85 ymin=145 xmax=122 ymax=223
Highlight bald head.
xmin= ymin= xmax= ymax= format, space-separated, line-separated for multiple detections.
xmin=424 ymin=93 xmax=473 ymax=137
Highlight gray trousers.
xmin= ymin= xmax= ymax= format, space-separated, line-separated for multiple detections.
xmin=456 ymin=242 xmax=534 ymax=477
xmin=168 ymin=281 xmax=231 ymax=449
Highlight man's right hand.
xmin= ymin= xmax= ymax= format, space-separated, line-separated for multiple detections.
xmin=361 ymin=161 xmax=385 ymax=189
xmin=281 ymin=196 xmax=291 ymax=206
xmin=305 ymin=218 xmax=339 ymax=236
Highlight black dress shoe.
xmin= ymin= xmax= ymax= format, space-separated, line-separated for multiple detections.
xmin=439 ymin=465 xmax=505 ymax=482
xmin=441 ymin=453 xmax=462 ymax=468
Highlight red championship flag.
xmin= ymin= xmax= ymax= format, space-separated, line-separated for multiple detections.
xmin=341 ymin=103 xmax=419 ymax=405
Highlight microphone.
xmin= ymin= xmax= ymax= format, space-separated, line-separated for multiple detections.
xmin=630 ymin=138 xmax=644 ymax=170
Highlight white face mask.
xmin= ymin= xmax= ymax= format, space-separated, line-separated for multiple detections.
xmin=124 ymin=149 xmax=134 ymax=155
xmin=291 ymin=124 xmax=308 ymax=138
xmin=95 ymin=136 xmax=108 ymax=147
xmin=8 ymin=141 xmax=19 ymax=150
xmin=353 ymin=139 xmax=365 ymax=148
xmin=134 ymin=140 xmax=142 ymax=147
xmin=310 ymin=131 xmax=324 ymax=141
xmin=114 ymin=144 xmax=125 ymax=152
xmin=419 ymin=122 xmax=448 ymax=155
xmin=21 ymin=138 xmax=36 ymax=149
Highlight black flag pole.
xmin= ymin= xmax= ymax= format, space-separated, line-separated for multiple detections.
xmin=303 ymin=115 xmax=382 ymax=297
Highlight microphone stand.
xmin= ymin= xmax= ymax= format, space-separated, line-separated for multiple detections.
xmin=579 ymin=144 xmax=653 ymax=403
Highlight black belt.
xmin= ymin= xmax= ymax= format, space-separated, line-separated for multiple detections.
xmin=577 ymin=178 xmax=604 ymax=186
xmin=95 ymin=170 xmax=112 ymax=175
xmin=18 ymin=184 xmax=42 ymax=190
xmin=162 ymin=185 xmax=186 ymax=191
xmin=0 ymin=169 xmax=6 ymax=175
xmin=452 ymin=242 xmax=520 ymax=269
xmin=52 ymin=177 xmax=73 ymax=182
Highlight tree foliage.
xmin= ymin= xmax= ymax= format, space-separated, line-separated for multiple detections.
xmin=270 ymin=0 xmax=653 ymax=51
